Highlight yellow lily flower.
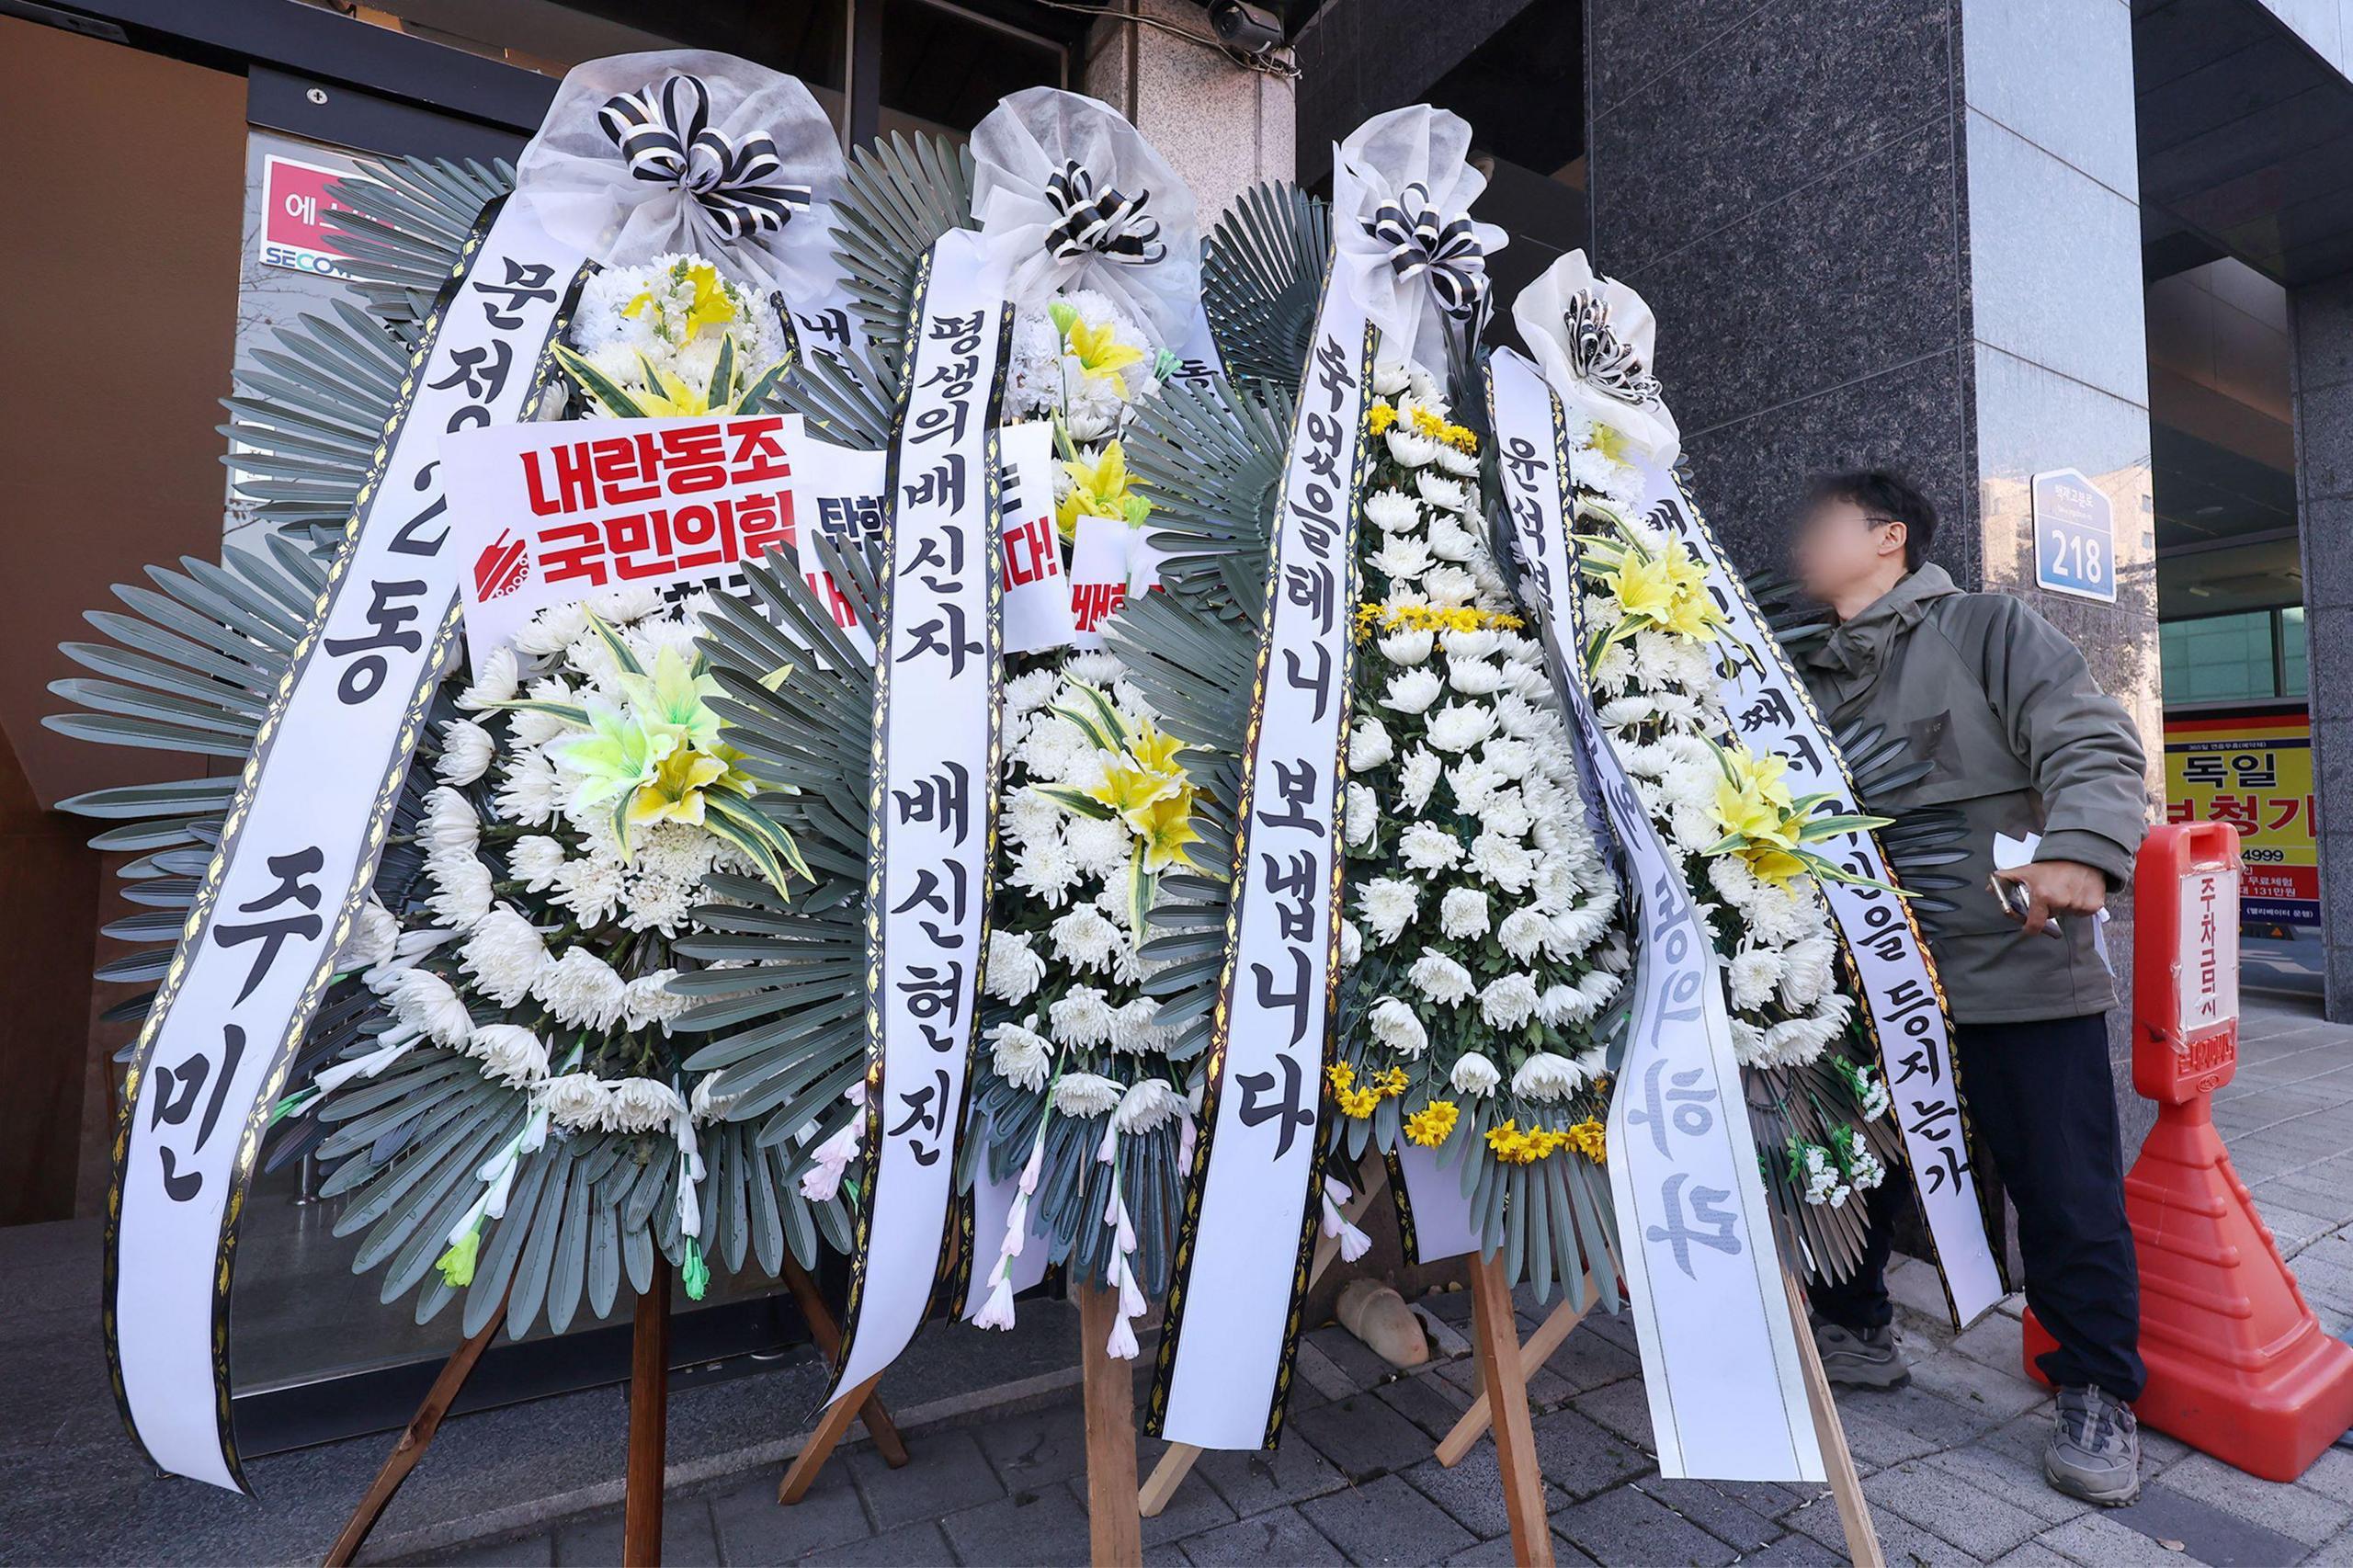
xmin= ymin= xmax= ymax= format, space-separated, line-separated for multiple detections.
xmin=1066 ymin=315 xmax=1145 ymax=384
xmin=1132 ymin=787 xmax=1202 ymax=873
xmin=1083 ymin=758 xmax=1179 ymax=822
xmin=624 ymin=259 xmax=737 ymax=339
xmin=1606 ymin=549 xmax=1679 ymax=624
xmin=1056 ymin=440 xmax=1141 ymax=538
xmin=1123 ymin=718 xmax=1188 ymax=778
xmin=627 ymin=745 xmax=731 ymax=831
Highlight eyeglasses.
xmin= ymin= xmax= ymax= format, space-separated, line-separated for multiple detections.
xmin=1793 ymin=510 xmax=1903 ymax=539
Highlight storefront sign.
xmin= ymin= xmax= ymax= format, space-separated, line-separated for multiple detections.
xmin=2032 ymin=468 xmax=2115 ymax=603
xmin=258 ymin=154 xmax=364 ymax=279
xmin=2165 ymin=710 xmax=2317 ymax=927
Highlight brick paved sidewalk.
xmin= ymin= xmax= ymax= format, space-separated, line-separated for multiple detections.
xmin=397 ymin=997 xmax=2353 ymax=1568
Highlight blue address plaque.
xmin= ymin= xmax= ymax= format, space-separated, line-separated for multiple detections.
xmin=2032 ymin=467 xmax=2116 ymax=603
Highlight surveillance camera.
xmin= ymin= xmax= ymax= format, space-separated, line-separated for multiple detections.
xmin=1206 ymin=0 xmax=1283 ymax=53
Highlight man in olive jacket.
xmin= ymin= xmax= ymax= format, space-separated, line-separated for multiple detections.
xmin=1789 ymin=471 xmax=2151 ymax=1506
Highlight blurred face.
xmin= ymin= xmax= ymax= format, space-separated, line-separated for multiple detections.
xmin=1791 ymin=495 xmax=1907 ymax=605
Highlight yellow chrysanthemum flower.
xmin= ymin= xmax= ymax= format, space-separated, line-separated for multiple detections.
xmin=1404 ymin=1100 xmax=1460 ymax=1147
xmin=1566 ymin=1119 xmax=1607 ymax=1162
xmin=1368 ymin=402 xmax=1399 ymax=434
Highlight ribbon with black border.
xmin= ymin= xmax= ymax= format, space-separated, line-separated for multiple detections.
xmin=1147 ymin=266 xmax=1373 ymax=1451
xmin=103 ymin=196 xmax=585 ymax=1494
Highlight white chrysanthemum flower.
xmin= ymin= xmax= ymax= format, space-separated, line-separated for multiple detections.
xmin=514 ymin=601 xmax=589 ymax=656
xmin=335 ymin=898 xmax=402 ymax=973
xmin=1340 ymin=918 xmax=1363 ymax=967
xmin=1479 ymin=972 xmax=1542 ymax=1029
xmin=532 ymin=946 xmax=628 ymax=1030
xmin=1373 ymin=360 xmax=1412 ymax=396
xmin=622 ymin=970 xmax=693 ymax=1032
xmin=1496 ymin=907 xmax=1551 ymax=961
xmin=1378 ymin=628 xmax=1436 ymax=665
xmin=422 ymin=786 xmax=481 ymax=857
xmin=1371 ymin=535 xmax=1435 ymax=582
xmin=690 ymin=1073 xmax=742 ymax=1123
xmin=460 ymin=906 xmax=547 ymax=1007
xmin=605 ymin=1076 xmax=680 ymax=1133
xmin=1445 ymin=659 xmax=1504 ymax=698
xmin=1350 ymin=716 xmax=1394 ymax=770
xmin=1468 ymin=831 xmax=1536 ymax=892
xmin=991 ymin=1018 xmax=1053 ymax=1092
xmin=1438 ymin=887 xmax=1491 ymax=939
xmin=1368 ymin=996 xmax=1427 ymax=1058
xmin=495 ymin=752 xmax=565 ymax=828
xmin=539 ymin=1071 xmax=613 ymax=1131
xmin=427 ymin=852 xmax=495 ymax=930
xmin=1053 ymin=1071 xmax=1121 ymax=1119
xmin=1534 ymin=983 xmax=1594 ymax=1028
xmin=1425 ymin=517 xmax=1477 ymax=562
xmin=1398 ymin=822 xmax=1464 ymax=874
xmin=1064 ymin=813 xmax=1134 ymax=878
xmin=1510 ymin=1049 xmax=1585 ymax=1100
xmin=1341 ymin=781 xmax=1375 ymax=848
xmin=466 ymin=1023 xmax=550 ymax=1089
xmin=457 ymin=644 xmax=519 ymax=710
xmin=1779 ymin=934 xmax=1838 ymax=1009
xmin=1415 ymin=472 xmax=1468 ymax=511
xmin=1114 ymin=1077 xmax=1184 ymax=1134
xmin=1386 ymin=428 xmax=1439 ymax=467
xmin=1449 ymin=1051 xmax=1500 ymax=1096
xmin=1009 ymin=835 xmax=1083 ymax=908
xmin=1728 ymin=949 xmax=1781 ymax=1011
xmin=1364 ymin=486 xmax=1420 ymax=530
xmin=1356 ymin=877 xmax=1419 ymax=943
xmin=435 ymin=719 xmax=496 ymax=785
xmin=1048 ymin=984 xmax=1118 ymax=1049
xmin=376 ymin=965 xmax=474 ymax=1048
xmin=1108 ymin=995 xmax=1165 ymax=1054
xmin=984 ymin=929 xmax=1047 ymax=1006
xmin=1399 ymin=748 xmax=1442 ymax=812
xmin=510 ymin=835 xmax=569 ymax=891
xmin=591 ymin=584 xmax=665 ymax=624
xmin=1447 ymin=756 xmax=1503 ymax=812
xmin=1051 ymin=905 xmax=1122 ymax=974
xmin=552 ymin=853 xmax=627 ymax=926
xmin=1407 ymin=950 xmax=1474 ymax=1006
xmin=1005 ymin=667 xmax=1062 ymax=716
xmin=1425 ymin=702 xmax=1498 ymax=754
xmin=1381 ymin=668 xmax=1445 ymax=717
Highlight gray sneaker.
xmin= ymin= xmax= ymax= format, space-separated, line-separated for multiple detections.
xmin=2045 ymin=1385 xmax=2142 ymax=1506
xmin=1814 ymin=1321 xmax=1910 ymax=1388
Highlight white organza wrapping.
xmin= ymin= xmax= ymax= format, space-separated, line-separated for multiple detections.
xmin=514 ymin=49 xmax=846 ymax=300
xmin=1330 ymin=105 xmax=1506 ymax=369
xmin=970 ymin=86 xmax=1200 ymax=347
xmin=1513 ymin=250 xmax=1682 ymax=469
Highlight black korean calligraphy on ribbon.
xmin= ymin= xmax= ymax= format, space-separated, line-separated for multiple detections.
xmin=824 ymin=228 xmax=1013 ymax=1407
xmin=1147 ymin=271 xmax=1375 ymax=1451
xmin=1629 ymin=460 xmax=2006 ymax=1325
xmin=1485 ymin=347 xmax=1825 ymax=1483
xmin=104 ymin=198 xmax=585 ymax=1494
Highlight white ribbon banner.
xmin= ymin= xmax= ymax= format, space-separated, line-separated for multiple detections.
xmin=1635 ymin=460 xmax=2005 ymax=1325
xmin=108 ymin=199 xmax=583 ymax=1493
xmin=1150 ymin=276 xmax=1371 ymax=1451
xmin=827 ymin=228 xmax=1010 ymax=1406
xmin=1488 ymin=347 xmax=1824 ymax=1483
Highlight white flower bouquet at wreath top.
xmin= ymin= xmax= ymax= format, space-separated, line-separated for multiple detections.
xmin=1332 ymin=353 xmax=1627 ymax=1247
xmin=296 ymin=589 xmax=811 ymax=1301
xmin=555 ymin=251 xmax=798 ymax=418
xmin=1571 ymin=426 xmax=1895 ymax=1209
xmin=1002 ymin=288 xmax=1172 ymax=543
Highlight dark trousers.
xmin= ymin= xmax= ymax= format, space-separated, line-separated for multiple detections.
xmin=1810 ymin=1012 xmax=2146 ymax=1403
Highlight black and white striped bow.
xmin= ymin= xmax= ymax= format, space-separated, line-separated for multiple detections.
xmin=1365 ymin=183 xmax=1487 ymax=319
xmin=1041 ymin=161 xmax=1166 ymax=266
xmin=1561 ymin=289 xmax=1661 ymax=405
xmin=597 ymin=74 xmax=811 ymax=242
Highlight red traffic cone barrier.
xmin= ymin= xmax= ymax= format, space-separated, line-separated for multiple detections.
xmin=2022 ymin=822 xmax=2353 ymax=1481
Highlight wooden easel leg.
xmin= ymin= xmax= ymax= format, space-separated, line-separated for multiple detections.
xmin=1468 ymin=1253 xmax=1555 ymax=1567
xmin=1076 ymin=1284 xmax=1143 ymax=1568
xmin=1781 ymin=1268 xmax=1882 ymax=1568
xmin=623 ymin=1264 xmax=671 ymax=1568
xmin=1138 ymin=1158 xmax=1391 ymax=1518
xmin=324 ymin=1294 xmax=511 ymax=1567
xmin=1435 ymin=1270 xmax=1595 ymax=1466
xmin=779 ymin=1373 xmax=881 ymax=1505
xmin=780 ymin=1256 xmax=909 ymax=1468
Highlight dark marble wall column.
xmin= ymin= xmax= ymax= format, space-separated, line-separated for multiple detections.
xmin=2290 ymin=273 xmax=2353 ymax=1022
xmin=1585 ymin=0 xmax=2162 ymax=1147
